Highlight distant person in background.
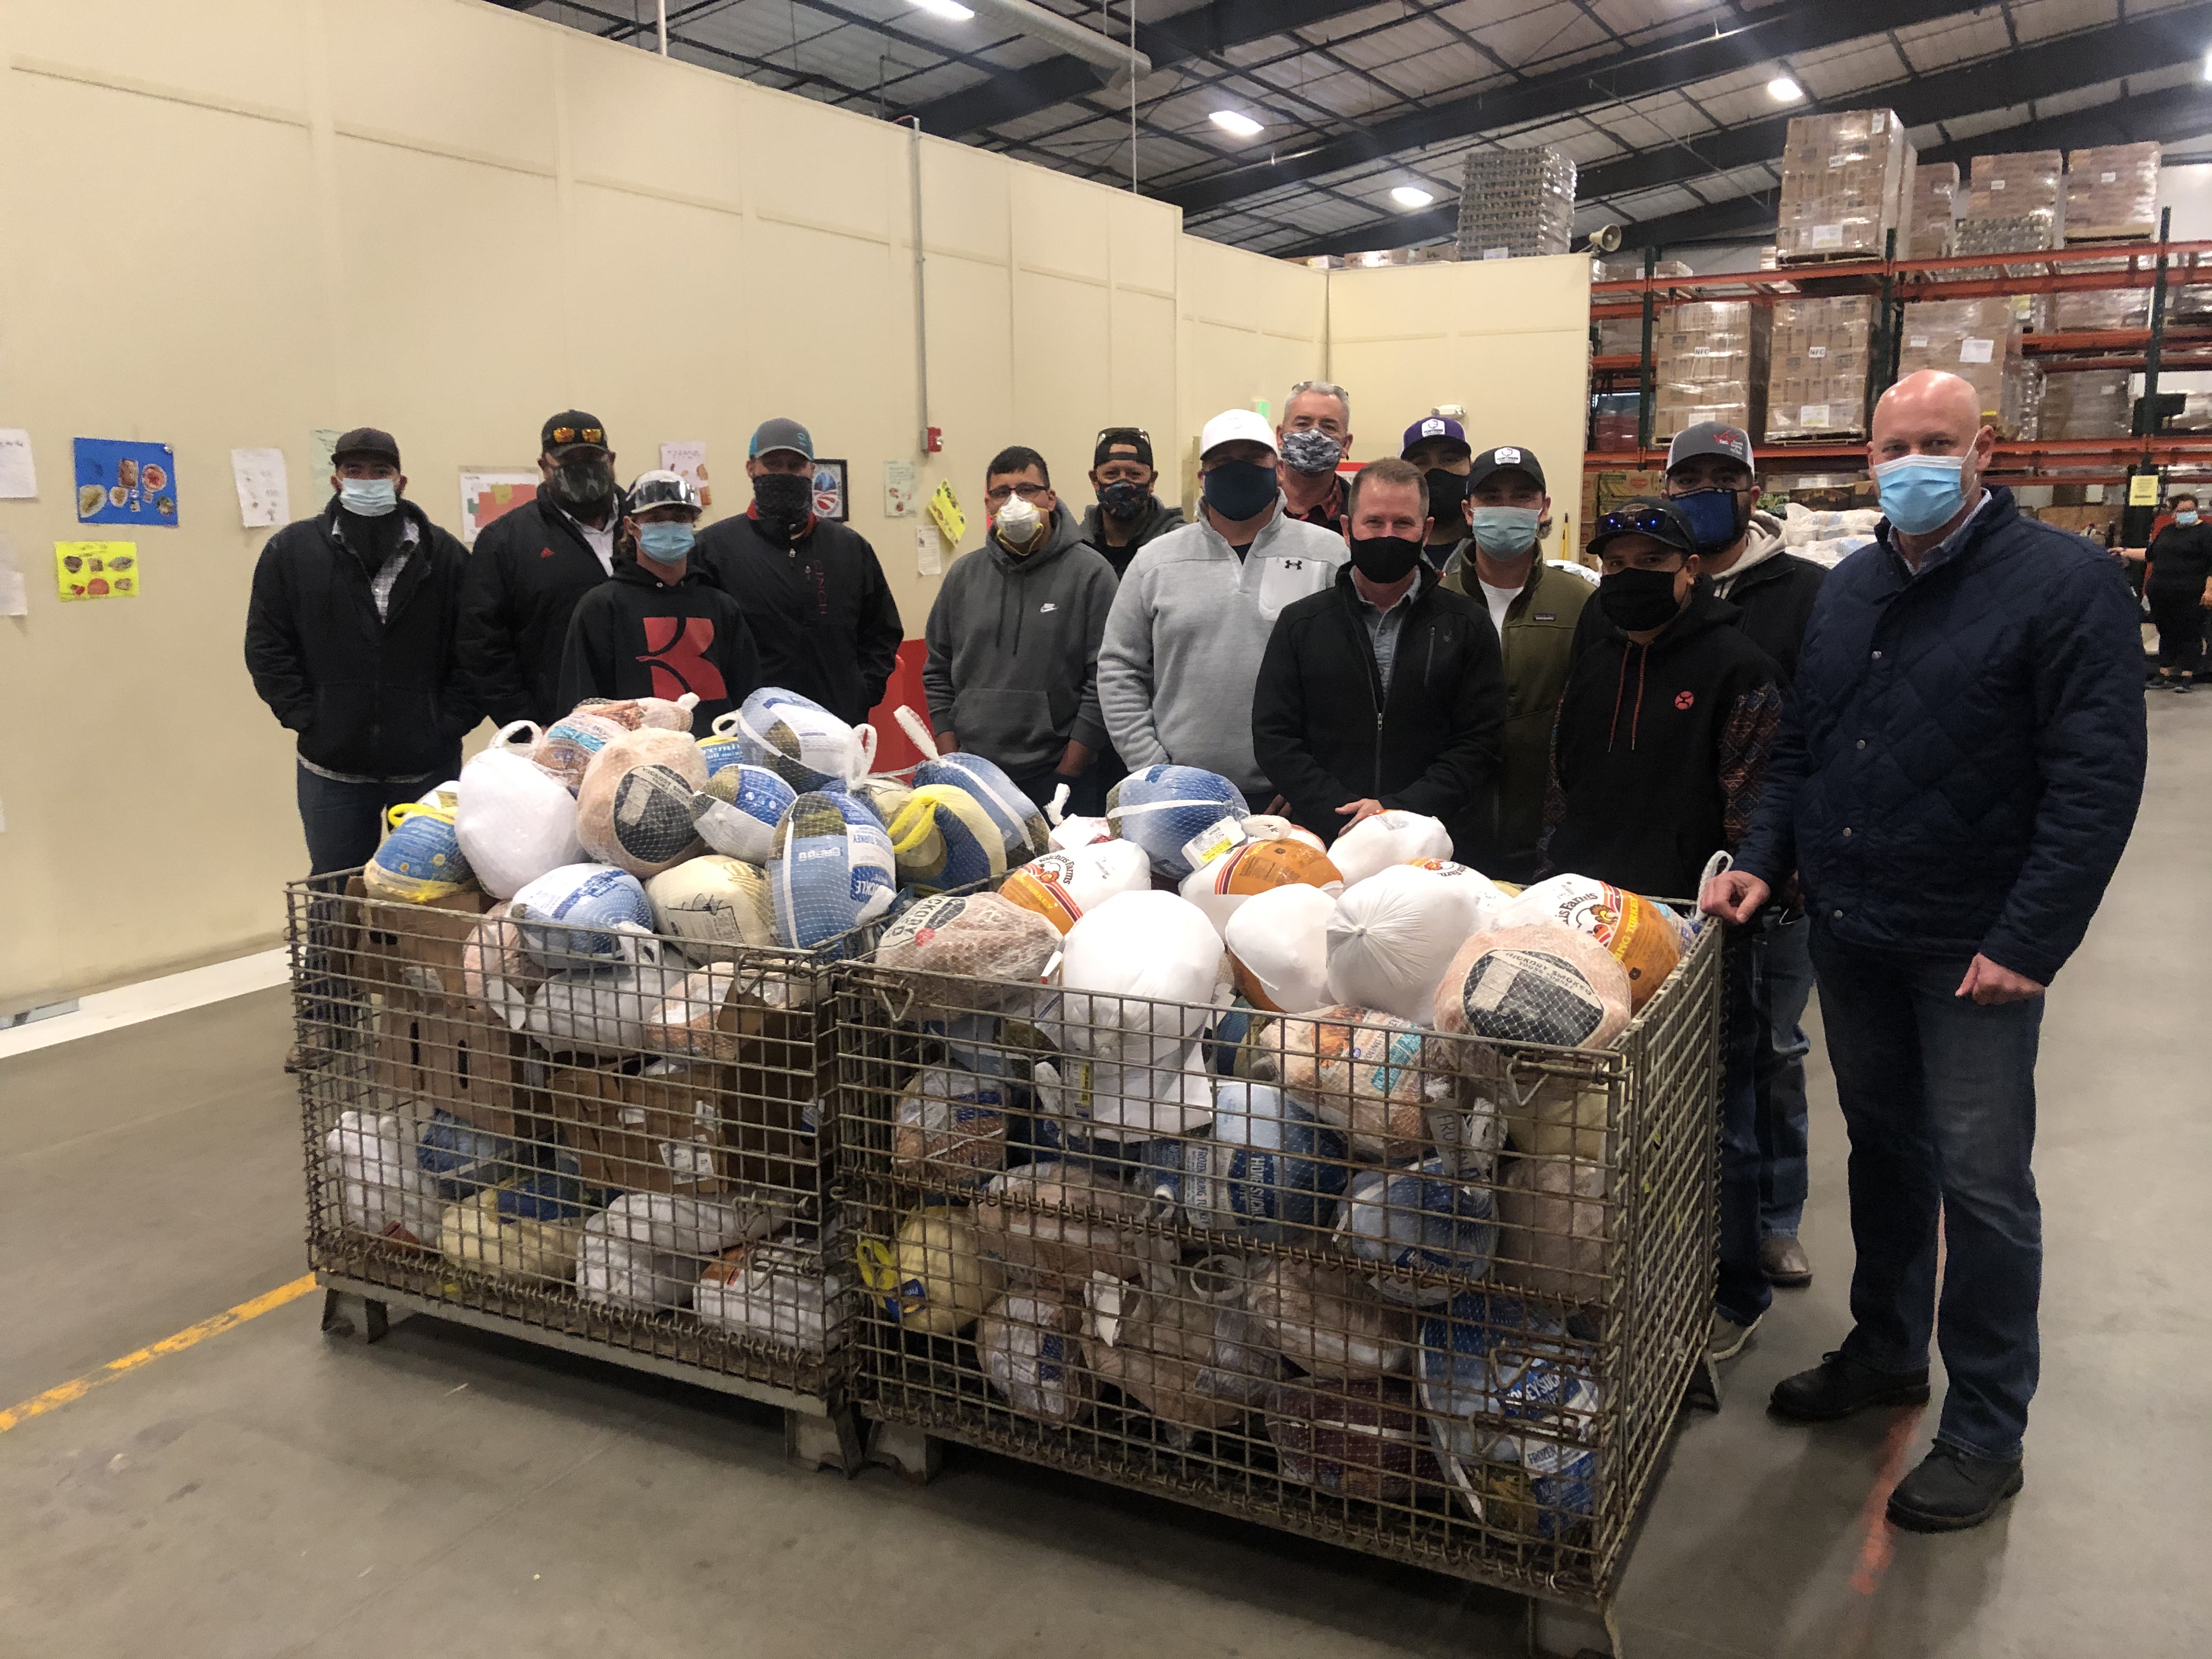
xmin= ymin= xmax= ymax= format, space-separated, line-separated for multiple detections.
xmin=1401 ymin=414 xmax=1474 ymax=571
xmin=695 ymin=417 xmax=902 ymax=727
xmin=1438 ymin=444 xmax=1592 ymax=883
xmin=1253 ymin=457 xmax=1503 ymax=853
xmin=1099 ymin=408 xmax=1344 ymax=804
xmin=1079 ymin=426 xmax=1184 ymax=579
xmin=459 ymin=410 xmax=623 ymax=726
xmin=557 ymin=470 xmax=760 ymax=731
xmin=246 ymin=426 xmax=475 ymax=874
xmin=924 ymin=445 xmax=1119 ymax=815
xmin=2142 ymin=490 xmax=2212 ymax=691
xmin=1277 ymin=379 xmax=1354 ymax=529
xmin=1706 ymin=369 xmax=2146 ymax=1534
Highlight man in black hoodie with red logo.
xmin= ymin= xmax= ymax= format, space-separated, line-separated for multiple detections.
xmin=1542 ymin=494 xmax=1783 ymax=1365
xmin=557 ymin=470 xmax=761 ymax=731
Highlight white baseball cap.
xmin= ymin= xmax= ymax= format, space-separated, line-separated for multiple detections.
xmin=1200 ymin=408 xmax=1279 ymax=459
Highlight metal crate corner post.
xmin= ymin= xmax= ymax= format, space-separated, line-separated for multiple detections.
xmin=292 ymin=872 xmax=876 ymax=1469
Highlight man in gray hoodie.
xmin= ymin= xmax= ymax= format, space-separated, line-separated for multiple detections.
xmin=924 ymin=444 xmax=1120 ymax=815
xmin=1098 ymin=409 xmax=1346 ymax=802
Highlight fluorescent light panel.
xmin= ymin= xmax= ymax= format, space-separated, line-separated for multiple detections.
xmin=1390 ymin=185 xmax=1436 ymax=208
xmin=1767 ymin=75 xmax=1802 ymax=101
xmin=910 ymin=0 xmax=974 ymax=20
xmin=1210 ymin=109 xmax=1264 ymax=138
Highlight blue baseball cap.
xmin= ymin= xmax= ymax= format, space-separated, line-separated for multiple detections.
xmin=749 ymin=417 xmax=815 ymax=460
xmin=1401 ymin=414 xmax=1470 ymax=458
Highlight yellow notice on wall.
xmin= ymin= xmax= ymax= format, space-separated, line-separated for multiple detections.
xmin=2128 ymin=473 xmax=2162 ymax=507
xmin=55 ymin=541 xmax=139 ymax=601
xmin=927 ymin=479 xmax=966 ymax=546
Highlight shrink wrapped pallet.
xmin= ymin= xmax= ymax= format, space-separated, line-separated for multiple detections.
xmin=1650 ymin=301 xmax=1770 ymax=445
xmin=1897 ymin=297 xmax=2024 ymax=435
xmin=1966 ymin=150 xmax=2062 ymax=237
xmin=1909 ymin=160 xmax=1959 ymax=259
xmin=1454 ymin=146 xmax=1576 ymax=261
xmin=2039 ymin=370 xmax=2132 ymax=441
xmin=1775 ymin=109 xmax=1912 ymax=263
xmin=1763 ymin=296 xmax=1874 ymax=442
xmin=2065 ymin=142 xmax=2160 ymax=241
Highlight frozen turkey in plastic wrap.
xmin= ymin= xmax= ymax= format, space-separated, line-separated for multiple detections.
xmin=1049 ymin=890 xmax=1228 ymax=1139
xmin=1429 ymin=921 xmax=1632 ymax=1051
xmin=978 ymin=1288 xmax=1093 ymax=1426
xmin=1266 ymin=1375 xmax=1439 ymax=1505
xmin=1325 ymin=809 xmax=1452 ymax=886
xmin=689 ymin=763 xmax=795 ymax=865
xmin=874 ymin=891 xmax=1061 ymax=1023
xmin=575 ymin=1192 xmax=775 ymax=1311
xmin=1324 ymin=862 xmax=1508 ymax=1023
xmin=1139 ymin=1081 xmax=1348 ymax=1238
xmin=455 ymin=721 xmax=585 ymax=899
xmin=1080 ymin=1256 xmax=1282 ymax=1438
xmin=363 ymin=781 xmax=472 ymax=904
xmin=532 ymin=709 xmax=628 ymax=793
xmin=972 ymin=1159 xmax=1175 ymax=1290
xmin=860 ymin=1207 xmax=1003 ymax=1337
xmin=1223 ymin=883 xmax=1337 ymax=1015
xmin=524 ymin=929 xmax=691 ymax=1057
xmin=695 ymin=1235 xmax=840 ymax=1353
xmin=1247 ymin=1255 xmax=1417 ymax=1378
xmin=893 ymin=1064 xmax=1013 ymax=1188
xmin=1335 ymin=1156 xmax=1499 ymax=1304
xmin=325 ymin=1110 xmax=443 ymax=1250
xmin=914 ymin=751 xmax=1051 ymax=868
xmin=1494 ymin=873 xmax=1683 ymax=1012
xmin=1491 ymin=1154 xmax=1611 ymax=1305
xmin=1269 ymin=1005 xmax=1433 ymax=1163
xmin=887 ymin=783 xmax=1009 ymax=893
xmin=769 ymin=791 xmax=897 ymax=951
xmin=723 ymin=688 xmax=877 ymax=793
xmin=1106 ymin=765 xmax=1251 ymax=880
xmin=1179 ymin=837 xmax=1345 ymax=936
xmin=646 ymin=855 xmax=775 ymax=964
xmin=509 ymin=863 xmax=655 ymax=967
xmin=459 ymin=902 xmax=547 ymax=1031
xmin=998 ymin=840 xmax=1152 ymax=935
xmin=575 ymin=727 xmax=709 ymax=879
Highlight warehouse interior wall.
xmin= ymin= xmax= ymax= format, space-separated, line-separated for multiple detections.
xmin=0 ymin=0 xmax=1584 ymax=1006
xmin=1327 ymin=255 xmax=1595 ymax=557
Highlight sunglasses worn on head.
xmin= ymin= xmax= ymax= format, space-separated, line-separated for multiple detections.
xmin=1597 ymin=505 xmax=1683 ymax=538
xmin=549 ymin=426 xmax=605 ymax=447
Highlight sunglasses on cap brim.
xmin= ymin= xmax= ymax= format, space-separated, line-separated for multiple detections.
xmin=547 ymin=426 xmax=605 ymax=448
xmin=1594 ymin=505 xmax=1690 ymax=543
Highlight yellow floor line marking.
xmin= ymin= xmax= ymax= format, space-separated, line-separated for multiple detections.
xmin=0 ymin=1274 xmax=317 ymax=1435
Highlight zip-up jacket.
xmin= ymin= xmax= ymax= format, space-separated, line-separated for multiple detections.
xmin=245 ymin=495 xmax=476 ymax=778
xmin=458 ymin=485 xmax=621 ymax=727
xmin=556 ymin=558 xmax=764 ymax=732
xmin=922 ymin=503 xmax=1119 ymax=777
xmin=1441 ymin=554 xmax=1594 ymax=880
xmin=695 ymin=509 xmax=904 ymax=726
xmin=1253 ymin=564 xmax=1505 ymax=856
xmin=1544 ymin=586 xmax=1784 ymax=900
xmin=1734 ymin=487 xmax=2146 ymax=984
xmin=1098 ymin=501 xmax=1345 ymax=799
xmin=1078 ymin=498 xmax=1187 ymax=579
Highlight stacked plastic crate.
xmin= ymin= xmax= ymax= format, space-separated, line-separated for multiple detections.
xmin=1455 ymin=148 xmax=1577 ymax=261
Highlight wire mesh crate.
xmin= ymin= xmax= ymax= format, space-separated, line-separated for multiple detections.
xmin=289 ymin=869 xmax=870 ymax=1454
xmin=837 ymin=915 xmax=1722 ymax=1615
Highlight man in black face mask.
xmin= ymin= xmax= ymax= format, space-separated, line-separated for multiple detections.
xmin=458 ymin=410 xmax=624 ymax=726
xmin=1401 ymin=414 xmax=1474 ymax=568
xmin=1079 ymin=427 xmax=1184 ymax=579
xmin=1544 ymin=495 xmax=1785 ymax=1367
xmin=1252 ymin=457 xmax=1503 ymax=854
xmin=692 ymin=417 xmax=904 ymax=727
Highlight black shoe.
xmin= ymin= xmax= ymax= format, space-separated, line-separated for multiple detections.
xmin=2175 ymin=680 xmax=2195 ymax=695
xmin=1769 ymin=1350 xmax=1930 ymax=1422
xmin=1886 ymin=1444 xmax=2023 ymax=1533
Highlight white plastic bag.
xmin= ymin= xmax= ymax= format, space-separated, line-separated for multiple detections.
xmin=1179 ymin=837 xmax=1345 ymax=937
xmin=1325 ymin=810 xmax=1452 ymax=887
xmin=1224 ymin=883 xmax=1337 ymax=1014
xmin=695 ymin=1237 xmax=839 ymax=1352
xmin=1053 ymin=890 xmax=1227 ymax=1138
xmin=575 ymin=1192 xmax=773 ymax=1311
xmin=524 ymin=928 xmax=692 ymax=1057
xmin=325 ymin=1110 xmax=442 ymax=1248
xmin=456 ymin=721 xmax=586 ymax=900
xmin=1325 ymin=863 xmax=1506 ymax=1023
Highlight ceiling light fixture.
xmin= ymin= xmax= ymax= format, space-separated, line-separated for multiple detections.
xmin=2204 ymin=46 xmax=2212 ymax=81
xmin=1767 ymin=75 xmax=1802 ymax=101
xmin=1210 ymin=109 xmax=1264 ymax=139
xmin=1390 ymin=185 xmax=1437 ymax=209
xmin=909 ymin=0 xmax=974 ymax=20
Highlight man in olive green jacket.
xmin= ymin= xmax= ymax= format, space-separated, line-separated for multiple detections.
xmin=1438 ymin=445 xmax=1594 ymax=882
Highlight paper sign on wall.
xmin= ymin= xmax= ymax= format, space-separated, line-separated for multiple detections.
xmin=916 ymin=524 xmax=941 ymax=577
xmin=56 ymin=541 xmax=139 ymax=601
xmin=0 ymin=533 xmax=25 ymax=617
xmin=74 ymin=439 xmax=176 ymax=527
xmin=459 ymin=469 xmax=541 ymax=544
xmin=659 ymin=441 xmax=712 ymax=507
xmin=0 ymin=430 xmax=36 ymax=499
xmin=884 ymin=460 xmax=917 ymax=518
xmin=309 ymin=428 xmax=342 ymax=479
xmin=927 ymin=479 xmax=966 ymax=546
xmin=2129 ymin=473 xmax=2162 ymax=507
xmin=231 ymin=448 xmax=290 ymax=528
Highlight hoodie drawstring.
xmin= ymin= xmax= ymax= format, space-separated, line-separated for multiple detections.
xmin=1605 ymin=642 xmax=1650 ymax=753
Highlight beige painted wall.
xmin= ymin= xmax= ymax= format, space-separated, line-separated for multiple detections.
xmin=0 ymin=0 xmax=1571 ymax=1005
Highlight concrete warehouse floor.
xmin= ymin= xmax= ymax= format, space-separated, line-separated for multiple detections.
xmin=3 ymin=698 xmax=2207 ymax=1659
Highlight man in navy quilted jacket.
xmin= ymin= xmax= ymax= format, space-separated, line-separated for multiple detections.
xmin=1703 ymin=370 xmax=2147 ymax=1533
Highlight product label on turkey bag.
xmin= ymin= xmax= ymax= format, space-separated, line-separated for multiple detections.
xmin=1181 ymin=815 xmax=1248 ymax=873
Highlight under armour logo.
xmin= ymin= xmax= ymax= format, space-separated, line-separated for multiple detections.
xmin=637 ymin=616 xmax=726 ymax=702
xmin=1674 ymin=690 xmax=1695 ymax=710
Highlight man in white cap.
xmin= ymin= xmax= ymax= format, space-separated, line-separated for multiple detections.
xmin=1098 ymin=409 xmax=1344 ymax=802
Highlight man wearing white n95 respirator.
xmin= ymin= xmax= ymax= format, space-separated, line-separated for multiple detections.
xmin=1097 ymin=409 xmax=1345 ymax=803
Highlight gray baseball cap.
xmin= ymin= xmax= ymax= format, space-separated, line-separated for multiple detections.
xmin=749 ymin=417 xmax=815 ymax=461
xmin=1666 ymin=420 xmax=1755 ymax=472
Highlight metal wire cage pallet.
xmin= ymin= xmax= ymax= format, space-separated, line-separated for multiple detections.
xmin=289 ymin=870 xmax=870 ymax=1466
xmin=837 ymin=913 xmax=1721 ymax=1626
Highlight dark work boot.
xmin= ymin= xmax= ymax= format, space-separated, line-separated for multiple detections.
xmin=1886 ymin=1444 xmax=2024 ymax=1532
xmin=1769 ymin=1350 xmax=1931 ymax=1422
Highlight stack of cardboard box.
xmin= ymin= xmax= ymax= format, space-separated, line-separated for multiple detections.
xmin=1764 ymin=296 xmax=1875 ymax=440
xmin=1593 ymin=257 xmax=1691 ymax=356
xmin=1775 ymin=109 xmax=1915 ymax=262
xmin=1652 ymin=301 xmax=1770 ymax=442
xmin=1897 ymin=296 xmax=2032 ymax=435
xmin=2040 ymin=371 xmax=2133 ymax=440
xmin=1910 ymin=162 xmax=1960 ymax=259
xmin=1965 ymin=151 xmax=2063 ymax=240
xmin=1455 ymin=147 xmax=1577 ymax=261
xmin=2064 ymin=142 xmax=2161 ymax=240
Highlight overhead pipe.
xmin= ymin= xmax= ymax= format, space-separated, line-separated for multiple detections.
xmin=963 ymin=0 xmax=1150 ymax=87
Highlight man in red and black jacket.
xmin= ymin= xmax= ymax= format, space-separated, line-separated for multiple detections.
xmin=557 ymin=470 xmax=761 ymax=731
xmin=458 ymin=410 xmax=625 ymax=726
xmin=693 ymin=417 xmax=903 ymax=727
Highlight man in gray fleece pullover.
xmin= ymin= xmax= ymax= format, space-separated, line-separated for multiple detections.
xmin=1098 ymin=409 xmax=1345 ymax=800
xmin=923 ymin=445 xmax=1120 ymax=814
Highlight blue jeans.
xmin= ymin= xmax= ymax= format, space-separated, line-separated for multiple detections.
xmin=1749 ymin=911 xmax=1815 ymax=1238
xmin=1810 ymin=923 xmax=2045 ymax=1461
xmin=296 ymin=758 xmax=456 ymax=876
xmin=1717 ymin=933 xmax=1772 ymax=1326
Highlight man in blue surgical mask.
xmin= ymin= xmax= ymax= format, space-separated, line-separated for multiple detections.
xmin=1437 ymin=444 xmax=1594 ymax=882
xmin=1705 ymin=369 xmax=2147 ymax=1534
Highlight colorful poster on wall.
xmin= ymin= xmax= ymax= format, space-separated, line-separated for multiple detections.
xmin=74 ymin=439 xmax=177 ymax=527
xmin=231 ymin=447 xmax=290 ymax=528
xmin=926 ymin=479 xmax=965 ymax=546
xmin=56 ymin=541 xmax=139 ymax=601
xmin=883 ymin=460 xmax=917 ymax=518
xmin=659 ymin=441 xmax=712 ymax=507
xmin=458 ymin=469 xmax=541 ymax=544
xmin=812 ymin=459 xmax=848 ymax=524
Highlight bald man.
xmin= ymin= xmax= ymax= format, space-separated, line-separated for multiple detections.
xmin=1703 ymin=370 xmax=2146 ymax=1532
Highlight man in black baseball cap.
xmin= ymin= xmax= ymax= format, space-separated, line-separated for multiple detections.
xmin=1401 ymin=414 xmax=1475 ymax=565
xmin=1544 ymin=493 xmax=1787 ymax=1367
xmin=1079 ymin=426 xmax=1184 ymax=579
xmin=457 ymin=409 xmax=624 ymax=726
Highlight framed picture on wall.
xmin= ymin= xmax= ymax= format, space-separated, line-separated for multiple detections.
xmin=811 ymin=459 xmax=848 ymax=523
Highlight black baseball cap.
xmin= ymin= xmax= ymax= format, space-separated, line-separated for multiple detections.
xmin=1666 ymin=420 xmax=1754 ymax=473
xmin=541 ymin=410 xmax=609 ymax=454
xmin=1467 ymin=444 xmax=1545 ymax=493
xmin=1094 ymin=426 xmax=1154 ymax=467
xmin=331 ymin=427 xmax=399 ymax=467
xmin=1588 ymin=495 xmax=1697 ymax=560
